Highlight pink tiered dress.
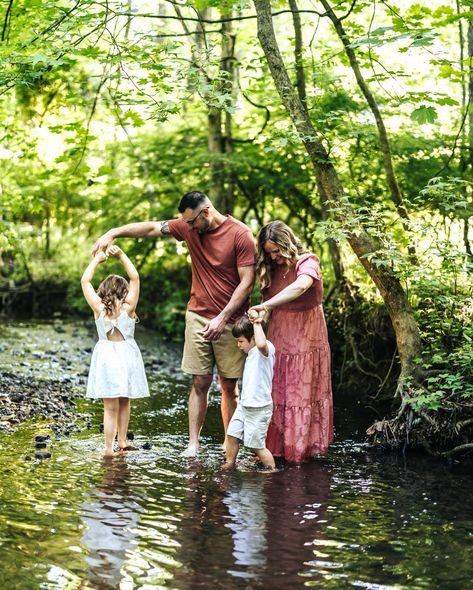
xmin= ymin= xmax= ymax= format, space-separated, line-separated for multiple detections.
xmin=263 ymin=253 xmax=333 ymax=462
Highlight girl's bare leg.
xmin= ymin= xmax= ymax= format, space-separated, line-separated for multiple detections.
xmin=117 ymin=397 xmax=131 ymax=449
xmin=103 ymin=398 xmax=119 ymax=455
xmin=254 ymin=447 xmax=276 ymax=470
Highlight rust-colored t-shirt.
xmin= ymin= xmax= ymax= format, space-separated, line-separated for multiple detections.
xmin=168 ymin=216 xmax=256 ymax=321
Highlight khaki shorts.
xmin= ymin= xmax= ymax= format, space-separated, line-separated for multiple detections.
xmin=181 ymin=310 xmax=245 ymax=378
xmin=227 ymin=403 xmax=273 ymax=449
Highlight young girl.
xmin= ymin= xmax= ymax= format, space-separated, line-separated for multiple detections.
xmin=81 ymin=245 xmax=149 ymax=456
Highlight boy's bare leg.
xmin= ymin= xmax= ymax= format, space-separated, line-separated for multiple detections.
xmin=117 ymin=397 xmax=131 ymax=450
xmin=254 ymin=448 xmax=276 ymax=470
xmin=103 ymin=398 xmax=119 ymax=455
xmin=181 ymin=374 xmax=213 ymax=457
xmin=222 ymin=435 xmax=239 ymax=469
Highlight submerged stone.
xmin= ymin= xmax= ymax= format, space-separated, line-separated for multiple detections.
xmin=35 ymin=451 xmax=51 ymax=460
xmin=35 ymin=434 xmax=50 ymax=443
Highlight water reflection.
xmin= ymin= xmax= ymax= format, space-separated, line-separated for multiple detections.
xmin=2 ymin=321 xmax=473 ymax=589
xmin=170 ymin=461 xmax=333 ymax=590
xmin=80 ymin=455 xmax=141 ymax=589
xmin=223 ymin=474 xmax=268 ymax=577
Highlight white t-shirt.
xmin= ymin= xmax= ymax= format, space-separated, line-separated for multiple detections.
xmin=240 ymin=341 xmax=275 ymax=407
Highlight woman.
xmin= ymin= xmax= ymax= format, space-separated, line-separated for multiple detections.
xmin=249 ymin=221 xmax=333 ymax=462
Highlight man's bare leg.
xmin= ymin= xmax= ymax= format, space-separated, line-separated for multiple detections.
xmin=219 ymin=376 xmax=239 ymax=451
xmin=181 ymin=373 xmax=213 ymax=457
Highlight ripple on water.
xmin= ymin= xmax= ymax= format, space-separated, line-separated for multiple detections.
xmin=1 ymin=320 xmax=473 ymax=589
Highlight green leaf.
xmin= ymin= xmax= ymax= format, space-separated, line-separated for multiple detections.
xmin=411 ymin=105 xmax=438 ymax=124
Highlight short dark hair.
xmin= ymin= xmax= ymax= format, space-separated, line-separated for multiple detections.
xmin=232 ymin=315 xmax=254 ymax=340
xmin=178 ymin=191 xmax=209 ymax=213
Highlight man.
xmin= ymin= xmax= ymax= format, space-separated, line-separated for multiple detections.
xmin=92 ymin=191 xmax=256 ymax=457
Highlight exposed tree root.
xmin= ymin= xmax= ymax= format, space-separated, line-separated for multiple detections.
xmin=366 ymin=381 xmax=473 ymax=458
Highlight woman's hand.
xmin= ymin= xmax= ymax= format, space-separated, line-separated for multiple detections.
xmin=106 ymin=245 xmax=123 ymax=258
xmin=248 ymin=303 xmax=270 ymax=322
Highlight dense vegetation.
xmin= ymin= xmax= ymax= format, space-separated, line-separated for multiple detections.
xmin=1 ymin=0 xmax=472 ymax=456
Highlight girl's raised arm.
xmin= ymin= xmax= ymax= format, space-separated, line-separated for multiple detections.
xmin=81 ymin=252 xmax=107 ymax=314
xmin=106 ymin=245 xmax=140 ymax=314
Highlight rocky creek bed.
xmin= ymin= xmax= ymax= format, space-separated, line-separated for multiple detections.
xmin=0 ymin=318 xmax=180 ymax=437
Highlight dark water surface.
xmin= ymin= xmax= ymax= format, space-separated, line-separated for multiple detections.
xmin=0 ymin=320 xmax=472 ymax=589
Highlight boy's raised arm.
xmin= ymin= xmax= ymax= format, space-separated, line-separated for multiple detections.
xmin=252 ymin=319 xmax=269 ymax=357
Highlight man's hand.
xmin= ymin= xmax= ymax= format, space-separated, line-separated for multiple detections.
xmin=202 ymin=314 xmax=227 ymax=341
xmin=92 ymin=232 xmax=114 ymax=256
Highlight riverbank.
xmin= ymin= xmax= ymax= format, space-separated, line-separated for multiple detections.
xmin=0 ymin=318 xmax=181 ymax=433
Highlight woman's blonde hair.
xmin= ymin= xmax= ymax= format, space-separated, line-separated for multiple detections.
xmin=97 ymin=274 xmax=130 ymax=317
xmin=256 ymin=221 xmax=309 ymax=289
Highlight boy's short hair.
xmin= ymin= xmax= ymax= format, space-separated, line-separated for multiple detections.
xmin=232 ymin=315 xmax=254 ymax=340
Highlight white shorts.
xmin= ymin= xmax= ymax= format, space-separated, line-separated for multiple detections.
xmin=226 ymin=403 xmax=273 ymax=449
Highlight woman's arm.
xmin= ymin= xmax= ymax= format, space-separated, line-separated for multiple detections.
xmin=249 ymin=274 xmax=314 ymax=318
xmin=81 ymin=252 xmax=107 ymax=314
xmin=107 ymin=245 xmax=140 ymax=313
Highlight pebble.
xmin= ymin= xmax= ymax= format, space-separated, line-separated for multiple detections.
xmin=35 ymin=451 xmax=52 ymax=460
xmin=35 ymin=434 xmax=50 ymax=442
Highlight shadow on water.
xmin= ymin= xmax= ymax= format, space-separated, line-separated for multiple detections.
xmin=1 ymin=320 xmax=473 ymax=589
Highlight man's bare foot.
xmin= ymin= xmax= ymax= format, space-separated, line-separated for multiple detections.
xmin=103 ymin=449 xmax=116 ymax=458
xmin=180 ymin=445 xmax=199 ymax=458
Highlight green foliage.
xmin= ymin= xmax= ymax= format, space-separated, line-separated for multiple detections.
xmin=408 ymin=294 xmax=473 ymax=412
xmin=0 ymin=0 xmax=472 ymax=442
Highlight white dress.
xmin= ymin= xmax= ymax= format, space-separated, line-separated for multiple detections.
xmin=86 ymin=309 xmax=149 ymax=399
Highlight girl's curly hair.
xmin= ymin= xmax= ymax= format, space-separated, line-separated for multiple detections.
xmin=97 ymin=274 xmax=129 ymax=316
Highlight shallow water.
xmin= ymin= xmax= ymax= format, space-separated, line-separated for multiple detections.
xmin=0 ymin=320 xmax=472 ymax=589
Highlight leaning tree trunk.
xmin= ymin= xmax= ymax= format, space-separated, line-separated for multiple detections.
xmin=289 ymin=0 xmax=344 ymax=282
xmin=253 ymin=0 xmax=422 ymax=393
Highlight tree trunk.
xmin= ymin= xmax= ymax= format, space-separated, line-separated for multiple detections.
xmin=253 ymin=0 xmax=421 ymax=388
xmin=457 ymin=8 xmax=472 ymax=259
xmin=289 ymin=0 xmax=344 ymax=281
xmin=208 ymin=10 xmax=235 ymax=214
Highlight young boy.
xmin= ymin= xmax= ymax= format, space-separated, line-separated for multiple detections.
xmin=223 ymin=314 xmax=276 ymax=471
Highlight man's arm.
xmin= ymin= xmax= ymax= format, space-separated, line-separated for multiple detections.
xmin=202 ymin=265 xmax=256 ymax=341
xmin=92 ymin=220 xmax=173 ymax=255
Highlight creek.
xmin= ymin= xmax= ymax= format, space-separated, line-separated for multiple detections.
xmin=0 ymin=319 xmax=472 ymax=589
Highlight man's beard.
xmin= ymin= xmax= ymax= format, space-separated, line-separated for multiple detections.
xmin=197 ymin=219 xmax=211 ymax=234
